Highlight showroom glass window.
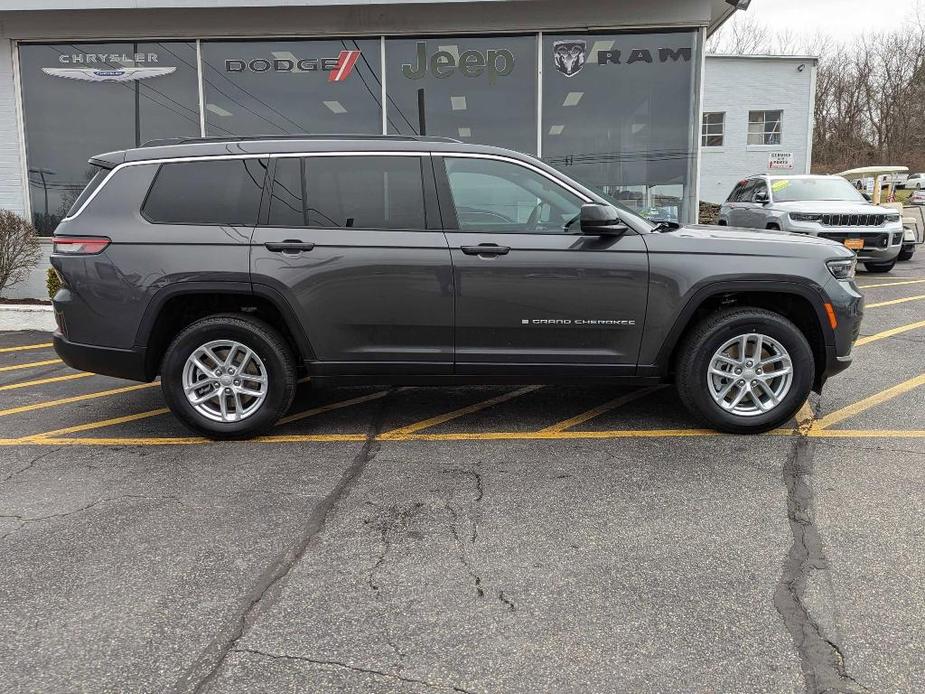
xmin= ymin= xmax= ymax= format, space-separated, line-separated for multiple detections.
xmin=200 ymin=39 xmax=382 ymax=136
xmin=19 ymin=42 xmax=200 ymax=234
xmin=385 ymin=36 xmax=537 ymax=153
xmin=541 ymin=32 xmax=698 ymax=223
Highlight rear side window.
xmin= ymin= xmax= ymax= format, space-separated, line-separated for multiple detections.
xmin=267 ymin=155 xmax=426 ymax=230
xmin=142 ymin=158 xmax=267 ymax=225
xmin=67 ymin=165 xmax=110 ymax=217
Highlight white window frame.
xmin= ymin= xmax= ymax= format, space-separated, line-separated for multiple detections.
xmin=747 ymin=110 xmax=783 ymax=146
xmin=701 ymin=111 xmax=724 ymax=148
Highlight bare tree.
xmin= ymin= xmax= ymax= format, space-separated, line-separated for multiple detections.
xmin=0 ymin=210 xmax=41 ymax=297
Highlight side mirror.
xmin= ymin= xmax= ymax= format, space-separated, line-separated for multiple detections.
xmin=754 ymin=191 xmax=770 ymax=204
xmin=579 ymin=204 xmax=629 ymax=236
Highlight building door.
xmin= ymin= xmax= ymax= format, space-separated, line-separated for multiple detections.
xmin=436 ymin=155 xmax=649 ymax=375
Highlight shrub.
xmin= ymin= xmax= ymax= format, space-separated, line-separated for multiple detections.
xmin=47 ymin=267 xmax=62 ymax=300
xmin=0 ymin=210 xmax=41 ymax=297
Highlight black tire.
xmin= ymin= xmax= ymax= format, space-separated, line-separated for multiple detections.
xmin=863 ymin=259 xmax=897 ymax=273
xmin=766 ymin=224 xmax=781 ymax=231
xmin=898 ymin=246 xmax=915 ymax=262
xmin=717 ymin=220 xmax=727 ymax=226
xmin=161 ymin=314 xmax=297 ymax=440
xmin=675 ymin=308 xmax=814 ymax=434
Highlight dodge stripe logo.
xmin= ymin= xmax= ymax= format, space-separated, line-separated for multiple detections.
xmin=329 ymin=50 xmax=361 ymax=82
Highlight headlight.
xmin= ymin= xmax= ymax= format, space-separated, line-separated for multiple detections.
xmin=790 ymin=213 xmax=822 ymax=222
xmin=827 ymin=258 xmax=856 ymax=281
xmin=886 ymin=213 xmax=901 ymax=223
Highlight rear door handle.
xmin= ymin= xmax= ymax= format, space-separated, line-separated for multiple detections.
xmin=264 ymin=240 xmax=315 ymax=254
xmin=461 ymin=244 xmax=511 ymax=257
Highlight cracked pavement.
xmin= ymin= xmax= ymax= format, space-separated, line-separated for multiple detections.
xmin=0 ymin=264 xmax=924 ymax=692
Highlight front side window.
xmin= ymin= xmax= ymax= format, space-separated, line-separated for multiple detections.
xmin=443 ymin=157 xmax=583 ymax=233
xmin=268 ymin=155 xmax=426 ymax=230
xmin=702 ymin=112 xmax=725 ymax=147
xmin=748 ymin=110 xmax=783 ymax=146
xmin=142 ymin=158 xmax=267 ymax=225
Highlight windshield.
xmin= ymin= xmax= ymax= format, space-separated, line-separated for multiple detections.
xmin=770 ymin=178 xmax=867 ymax=203
xmin=546 ymin=165 xmax=656 ymax=231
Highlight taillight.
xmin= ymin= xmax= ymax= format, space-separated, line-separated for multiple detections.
xmin=52 ymin=236 xmax=111 ymax=255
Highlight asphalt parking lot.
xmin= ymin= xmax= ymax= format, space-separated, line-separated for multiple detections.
xmin=1 ymin=261 xmax=924 ymax=694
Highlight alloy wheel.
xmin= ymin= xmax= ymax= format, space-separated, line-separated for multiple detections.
xmin=182 ymin=339 xmax=268 ymax=423
xmin=706 ymin=333 xmax=794 ymax=417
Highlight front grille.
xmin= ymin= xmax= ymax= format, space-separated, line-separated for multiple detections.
xmin=820 ymin=213 xmax=885 ymax=227
xmin=818 ymin=232 xmax=889 ymax=249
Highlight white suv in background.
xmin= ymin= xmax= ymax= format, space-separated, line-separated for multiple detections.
xmin=717 ymin=174 xmax=904 ymax=273
xmin=902 ymin=173 xmax=925 ymax=190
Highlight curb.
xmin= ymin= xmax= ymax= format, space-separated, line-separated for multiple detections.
xmin=0 ymin=304 xmax=56 ymax=332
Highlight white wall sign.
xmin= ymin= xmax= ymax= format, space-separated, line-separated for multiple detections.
xmin=768 ymin=151 xmax=794 ymax=170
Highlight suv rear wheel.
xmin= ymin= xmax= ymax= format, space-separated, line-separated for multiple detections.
xmin=676 ymin=308 xmax=814 ymax=434
xmin=161 ymin=314 xmax=297 ymax=439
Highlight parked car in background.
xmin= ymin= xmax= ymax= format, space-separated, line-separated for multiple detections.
xmin=901 ymin=173 xmax=925 ymax=190
xmin=718 ymin=174 xmax=903 ymax=273
xmin=910 ymin=190 xmax=925 ymax=205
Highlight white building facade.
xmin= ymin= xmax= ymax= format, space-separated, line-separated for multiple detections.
xmin=699 ymin=54 xmax=818 ymax=205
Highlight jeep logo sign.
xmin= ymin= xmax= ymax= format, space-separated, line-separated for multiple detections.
xmin=402 ymin=42 xmax=514 ymax=79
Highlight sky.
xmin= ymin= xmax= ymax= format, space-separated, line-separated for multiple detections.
xmin=735 ymin=0 xmax=923 ymax=41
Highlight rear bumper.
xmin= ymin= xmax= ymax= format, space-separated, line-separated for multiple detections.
xmin=53 ymin=332 xmax=149 ymax=382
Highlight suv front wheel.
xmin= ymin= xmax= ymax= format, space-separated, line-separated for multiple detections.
xmin=161 ymin=314 xmax=297 ymax=439
xmin=676 ymin=308 xmax=814 ymax=434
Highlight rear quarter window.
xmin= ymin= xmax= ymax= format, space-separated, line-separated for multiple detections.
xmin=142 ymin=158 xmax=268 ymax=225
xmin=66 ymin=165 xmax=110 ymax=217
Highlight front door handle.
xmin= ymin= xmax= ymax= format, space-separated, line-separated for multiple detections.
xmin=265 ymin=240 xmax=315 ymax=254
xmin=461 ymin=244 xmax=511 ymax=257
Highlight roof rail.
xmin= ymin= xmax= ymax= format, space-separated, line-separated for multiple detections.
xmin=140 ymin=134 xmax=463 ymax=147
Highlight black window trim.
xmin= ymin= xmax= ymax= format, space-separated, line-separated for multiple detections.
xmin=140 ymin=156 xmax=270 ymax=227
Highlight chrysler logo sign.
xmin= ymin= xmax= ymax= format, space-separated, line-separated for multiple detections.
xmin=225 ymin=50 xmax=361 ymax=82
xmin=42 ymin=67 xmax=176 ymax=83
xmin=44 ymin=52 xmax=175 ymax=83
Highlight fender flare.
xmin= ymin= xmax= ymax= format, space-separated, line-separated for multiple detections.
xmin=134 ymin=281 xmax=315 ymax=366
xmin=653 ymin=277 xmax=834 ymax=370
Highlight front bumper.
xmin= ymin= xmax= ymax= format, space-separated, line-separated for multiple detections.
xmin=820 ymin=276 xmax=864 ymax=382
xmin=53 ymin=332 xmax=150 ymax=382
xmin=784 ymin=223 xmax=903 ymax=263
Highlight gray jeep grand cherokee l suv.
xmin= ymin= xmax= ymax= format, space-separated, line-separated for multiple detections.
xmin=51 ymin=136 xmax=863 ymax=439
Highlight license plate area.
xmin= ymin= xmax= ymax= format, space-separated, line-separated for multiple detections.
xmin=843 ymin=238 xmax=865 ymax=250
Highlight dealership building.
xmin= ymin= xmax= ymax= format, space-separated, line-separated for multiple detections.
xmin=0 ymin=0 xmax=745 ymax=297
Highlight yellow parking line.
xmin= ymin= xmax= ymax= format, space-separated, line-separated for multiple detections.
xmin=538 ymin=386 xmax=664 ymax=433
xmin=813 ymin=373 xmax=925 ymax=431
xmin=2 ymin=427 xmax=925 ymax=446
xmin=0 ymin=342 xmax=53 ymax=354
xmin=379 ymin=385 xmax=542 ymax=439
xmin=866 ymin=294 xmax=925 ymax=309
xmin=808 ymin=430 xmax=925 ymax=438
xmin=855 ymin=320 xmax=925 ymax=347
xmin=0 ymin=382 xmax=158 ymax=419
xmin=0 ymin=372 xmax=92 ymax=391
xmin=22 ymin=408 xmax=171 ymax=440
xmin=277 ymin=390 xmax=389 ymax=425
xmin=0 ymin=358 xmax=62 ymax=373
xmin=858 ymin=278 xmax=925 ymax=289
